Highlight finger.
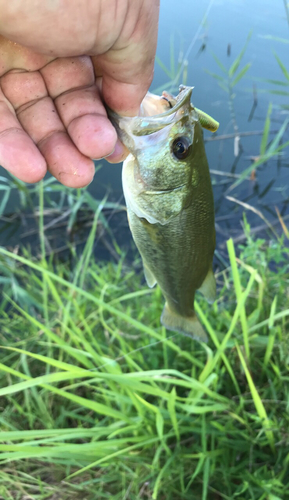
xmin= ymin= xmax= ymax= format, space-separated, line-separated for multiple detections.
xmin=94 ymin=75 xmax=128 ymax=163
xmin=1 ymin=68 xmax=95 ymax=188
xmin=95 ymin=0 xmax=160 ymax=116
xmin=41 ymin=57 xmax=117 ymax=160
xmin=0 ymin=88 xmax=47 ymax=183
xmin=105 ymin=139 xmax=129 ymax=164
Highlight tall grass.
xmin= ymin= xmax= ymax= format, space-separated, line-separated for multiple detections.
xmin=0 ymin=201 xmax=288 ymax=499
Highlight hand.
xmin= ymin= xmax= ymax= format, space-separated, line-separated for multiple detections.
xmin=0 ymin=0 xmax=159 ymax=187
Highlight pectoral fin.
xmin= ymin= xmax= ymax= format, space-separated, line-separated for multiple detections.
xmin=143 ymin=262 xmax=157 ymax=288
xmin=161 ymin=303 xmax=208 ymax=342
xmin=198 ymin=267 xmax=216 ymax=304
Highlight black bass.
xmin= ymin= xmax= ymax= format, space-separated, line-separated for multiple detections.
xmin=108 ymin=86 xmax=219 ymax=342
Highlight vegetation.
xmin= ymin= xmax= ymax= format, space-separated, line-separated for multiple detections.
xmin=0 ymin=203 xmax=289 ymax=499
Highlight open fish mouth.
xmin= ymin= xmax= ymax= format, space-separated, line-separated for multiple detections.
xmin=131 ymin=86 xmax=193 ymax=136
xmin=107 ymin=86 xmax=195 ymax=138
xmin=140 ymin=85 xmax=192 ymax=118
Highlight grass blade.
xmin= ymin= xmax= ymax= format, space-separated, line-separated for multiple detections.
xmin=227 ymin=238 xmax=250 ymax=359
xmin=275 ymin=53 xmax=289 ymax=81
xmin=229 ymin=31 xmax=252 ymax=77
xmin=0 ymin=188 xmax=11 ymax=215
xmin=231 ymin=62 xmax=251 ymax=87
xmin=260 ymin=103 xmax=272 ymax=156
xmin=211 ymin=52 xmax=227 ymax=74
xmin=236 ymin=343 xmax=275 ymax=452
xmin=266 ymin=117 xmax=289 ymax=155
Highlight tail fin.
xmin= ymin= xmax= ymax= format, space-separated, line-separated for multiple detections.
xmin=161 ymin=303 xmax=208 ymax=342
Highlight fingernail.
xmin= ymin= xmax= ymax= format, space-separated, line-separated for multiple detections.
xmin=93 ymin=146 xmax=115 ymax=161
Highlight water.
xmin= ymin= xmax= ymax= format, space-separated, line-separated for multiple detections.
xmin=0 ymin=0 xmax=289 ymax=250
xmin=154 ymin=0 xmax=289 ymax=239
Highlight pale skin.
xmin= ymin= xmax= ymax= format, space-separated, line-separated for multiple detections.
xmin=0 ymin=0 xmax=159 ymax=187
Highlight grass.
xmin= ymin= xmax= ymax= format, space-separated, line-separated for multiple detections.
xmin=0 ymin=200 xmax=289 ymax=499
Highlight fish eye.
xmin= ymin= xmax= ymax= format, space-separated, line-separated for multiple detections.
xmin=171 ymin=136 xmax=191 ymax=160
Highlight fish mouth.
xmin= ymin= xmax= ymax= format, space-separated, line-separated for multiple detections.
xmin=140 ymin=86 xmax=193 ymax=119
xmin=107 ymin=86 xmax=196 ymax=138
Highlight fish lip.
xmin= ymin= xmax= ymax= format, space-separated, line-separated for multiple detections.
xmin=107 ymin=86 xmax=195 ymax=137
xmin=140 ymin=85 xmax=193 ymax=119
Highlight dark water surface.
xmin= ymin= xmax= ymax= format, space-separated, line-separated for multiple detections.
xmin=1 ymin=0 xmax=289 ymax=252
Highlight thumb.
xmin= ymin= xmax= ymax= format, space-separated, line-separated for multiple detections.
xmin=94 ymin=0 xmax=159 ymax=116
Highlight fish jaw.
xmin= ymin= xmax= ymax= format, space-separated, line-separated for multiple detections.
xmin=108 ymin=86 xmax=194 ymax=141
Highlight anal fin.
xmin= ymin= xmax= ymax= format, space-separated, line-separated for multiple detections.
xmin=143 ymin=262 xmax=157 ymax=288
xmin=198 ymin=267 xmax=216 ymax=304
xmin=161 ymin=303 xmax=208 ymax=342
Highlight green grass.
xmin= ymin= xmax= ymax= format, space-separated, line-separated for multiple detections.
xmin=0 ymin=204 xmax=289 ymax=499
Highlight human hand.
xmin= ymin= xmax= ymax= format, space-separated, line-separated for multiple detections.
xmin=0 ymin=0 xmax=159 ymax=187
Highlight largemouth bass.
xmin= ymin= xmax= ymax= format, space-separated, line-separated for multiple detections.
xmin=108 ymin=86 xmax=219 ymax=342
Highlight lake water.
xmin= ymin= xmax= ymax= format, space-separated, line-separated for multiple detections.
xmin=1 ymin=0 xmax=289 ymax=250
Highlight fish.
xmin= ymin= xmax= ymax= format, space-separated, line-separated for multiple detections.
xmin=108 ymin=86 xmax=219 ymax=342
